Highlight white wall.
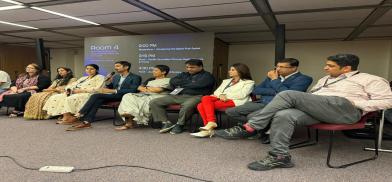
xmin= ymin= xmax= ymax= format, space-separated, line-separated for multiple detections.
xmin=50 ymin=40 xmax=392 ymax=84
xmin=50 ymin=48 xmax=84 ymax=78
xmin=229 ymin=40 xmax=392 ymax=85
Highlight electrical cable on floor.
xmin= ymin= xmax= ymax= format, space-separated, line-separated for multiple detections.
xmin=0 ymin=156 xmax=213 ymax=182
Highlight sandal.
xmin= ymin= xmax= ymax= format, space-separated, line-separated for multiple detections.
xmin=115 ymin=121 xmax=134 ymax=131
xmin=9 ymin=111 xmax=23 ymax=118
xmin=56 ymin=120 xmax=77 ymax=125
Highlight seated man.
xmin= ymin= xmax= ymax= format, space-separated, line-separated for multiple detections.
xmin=230 ymin=54 xmax=392 ymax=171
xmin=67 ymin=61 xmax=141 ymax=131
xmin=150 ymin=59 xmax=215 ymax=134
xmin=0 ymin=69 xmax=11 ymax=94
xmin=215 ymin=58 xmax=313 ymax=142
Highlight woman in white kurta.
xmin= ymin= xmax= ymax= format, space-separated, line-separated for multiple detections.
xmin=43 ymin=64 xmax=104 ymax=124
xmin=115 ymin=65 xmax=171 ymax=130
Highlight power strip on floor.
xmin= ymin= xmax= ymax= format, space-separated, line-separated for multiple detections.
xmin=39 ymin=166 xmax=74 ymax=173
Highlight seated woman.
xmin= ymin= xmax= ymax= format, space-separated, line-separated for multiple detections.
xmin=43 ymin=64 xmax=104 ymax=124
xmin=191 ymin=63 xmax=255 ymax=138
xmin=0 ymin=63 xmax=51 ymax=117
xmin=24 ymin=67 xmax=76 ymax=120
xmin=116 ymin=65 xmax=171 ymax=130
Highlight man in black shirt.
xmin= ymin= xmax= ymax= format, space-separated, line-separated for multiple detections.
xmin=150 ymin=59 xmax=215 ymax=134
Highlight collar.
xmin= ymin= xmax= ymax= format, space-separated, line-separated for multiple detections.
xmin=329 ymin=70 xmax=359 ymax=79
xmin=120 ymin=72 xmax=130 ymax=78
xmin=280 ymin=71 xmax=298 ymax=80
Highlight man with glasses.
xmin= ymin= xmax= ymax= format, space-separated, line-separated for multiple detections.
xmin=215 ymin=58 xmax=313 ymax=142
xmin=233 ymin=54 xmax=392 ymax=171
xmin=150 ymin=59 xmax=215 ymax=134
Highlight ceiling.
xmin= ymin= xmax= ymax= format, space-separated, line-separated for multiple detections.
xmin=0 ymin=0 xmax=391 ymax=49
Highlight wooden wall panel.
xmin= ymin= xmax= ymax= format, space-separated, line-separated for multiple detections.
xmin=213 ymin=38 xmax=229 ymax=85
xmin=0 ymin=45 xmax=37 ymax=80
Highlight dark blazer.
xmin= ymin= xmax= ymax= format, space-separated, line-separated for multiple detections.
xmin=170 ymin=70 xmax=215 ymax=95
xmin=252 ymin=72 xmax=313 ymax=104
xmin=106 ymin=73 xmax=141 ymax=96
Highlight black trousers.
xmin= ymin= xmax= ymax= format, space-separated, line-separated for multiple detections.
xmin=1 ymin=92 xmax=32 ymax=111
xmin=79 ymin=93 xmax=123 ymax=123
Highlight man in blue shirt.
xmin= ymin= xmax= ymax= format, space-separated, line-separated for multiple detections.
xmin=215 ymin=58 xmax=313 ymax=141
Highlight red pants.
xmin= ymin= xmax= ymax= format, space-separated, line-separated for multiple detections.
xmin=197 ymin=96 xmax=235 ymax=126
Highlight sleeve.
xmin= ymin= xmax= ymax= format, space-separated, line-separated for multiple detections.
xmin=49 ymin=80 xmax=58 ymax=89
xmin=213 ymin=80 xmax=228 ymax=96
xmin=37 ymin=75 xmax=52 ymax=91
xmin=169 ymin=72 xmax=186 ymax=88
xmin=226 ymin=80 xmax=255 ymax=100
xmin=0 ymin=72 xmax=8 ymax=82
xmin=65 ymin=77 xmax=84 ymax=90
xmin=181 ymin=72 xmax=215 ymax=89
xmin=143 ymin=77 xmax=155 ymax=86
xmin=354 ymin=78 xmax=392 ymax=112
xmin=252 ymin=78 xmax=276 ymax=96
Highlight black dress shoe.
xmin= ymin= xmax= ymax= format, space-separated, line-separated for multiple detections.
xmin=260 ymin=134 xmax=270 ymax=144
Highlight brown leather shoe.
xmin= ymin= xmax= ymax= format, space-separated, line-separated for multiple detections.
xmin=66 ymin=122 xmax=91 ymax=131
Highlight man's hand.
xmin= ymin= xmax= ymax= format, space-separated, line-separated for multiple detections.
xmin=267 ymin=69 xmax=279 ymax=80
xmin=98 ymin=88 xmax=116 ymax=94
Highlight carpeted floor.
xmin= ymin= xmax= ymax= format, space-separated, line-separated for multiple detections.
xmin=0 ymin=108 xmax=391 ymax=182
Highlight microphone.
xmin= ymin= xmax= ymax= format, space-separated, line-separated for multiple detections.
xmin=105 ymin=72 xmax=115 ymax=82
xmin=66 ymin=88 xmax=72 ymax=96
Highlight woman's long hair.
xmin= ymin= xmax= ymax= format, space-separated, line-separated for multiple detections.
xmin=231 ymin=63 xmax=252 ymax=80
xmin=55 ymin=67 xmax=74 ymax=86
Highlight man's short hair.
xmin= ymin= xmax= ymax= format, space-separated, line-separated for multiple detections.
xmin=154 ymin=65 xmax=170 ymax=76
xmin=327 ymin=54 xmax=359 ymax=70
xmin=277 ymin=58 xmax=299 ymax=67
xmin=185 ymin=59 xmax=203 ymax=67
xmin=115 ymin=61 xmax=131 ymax=71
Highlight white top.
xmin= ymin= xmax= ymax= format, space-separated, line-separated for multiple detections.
xmin=213 ymin=78 xmax=255 ymax=106
xmin=0 ymin=70 xmax=11 ymax=89
xmin=311 ymin=71 xmax=392 ymax=113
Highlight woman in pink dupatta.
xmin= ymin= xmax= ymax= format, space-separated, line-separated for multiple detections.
xmin=0 ymin=63 xmax=51 ymax=117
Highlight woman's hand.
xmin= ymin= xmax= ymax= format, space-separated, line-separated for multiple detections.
xmin=16 ymin=88 xmax=26 ymax=93
xmin=10 ymin=86 xmax=17 ymax=93
xmin=137 ymin=86 xmax=148 ymax=93
xmin=72 ymin=89 xmax=84 ymax=94
xmin=219 ymin=94 xmax=228 ymax=102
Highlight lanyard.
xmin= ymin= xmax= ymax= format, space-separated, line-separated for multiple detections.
xmin=222 ymin=79 xmax=238 ymax=93
xmin=310 ymin=72 xmax=360 ymax=93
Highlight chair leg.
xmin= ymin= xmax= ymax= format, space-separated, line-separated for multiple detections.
xmin=112 ymin=107 xmax=123 ymax=126
xmin=326 ymin=130 xmax=377 ymax=168
xmin=290 ymin=128 xmax=318 ymax=149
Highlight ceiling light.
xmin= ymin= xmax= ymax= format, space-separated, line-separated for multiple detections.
xmin=0 ymin=5 xmax=25 ymax=11
xmin=0 ymin=0 xmax=23 ymax=5
xmin=0 ymin=20 xmax=38 ymax=29
xmin=31 ymin=7 xmax=100 ymax=26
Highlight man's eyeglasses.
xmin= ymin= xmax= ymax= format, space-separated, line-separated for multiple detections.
xmin=275 ymin=66 xmax=293 ymax=69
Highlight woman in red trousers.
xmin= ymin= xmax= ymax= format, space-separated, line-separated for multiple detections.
xmin=191 ymin=63 xmax=255 ymax=138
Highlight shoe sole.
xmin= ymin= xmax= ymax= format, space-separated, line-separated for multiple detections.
xmin=159 ymin=124 xmax=176 ymax=133
xmin=247 ymin=163 xmax=295 ymax=171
